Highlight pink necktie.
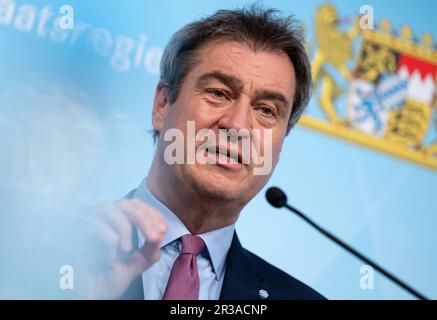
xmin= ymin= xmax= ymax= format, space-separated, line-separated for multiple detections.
xmin=162 ymin=234 xmax=206 ymax=300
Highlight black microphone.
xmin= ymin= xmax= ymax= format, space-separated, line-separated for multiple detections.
xmin=266 ymin=186 xmax=428 ymax=300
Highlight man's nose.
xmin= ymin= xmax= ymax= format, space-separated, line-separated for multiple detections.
xmin=217 ymin=98 xmax=252 ymax=133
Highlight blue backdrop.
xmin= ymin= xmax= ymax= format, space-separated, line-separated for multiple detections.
xmin=1 ymin=0 xmax=436 ymax=299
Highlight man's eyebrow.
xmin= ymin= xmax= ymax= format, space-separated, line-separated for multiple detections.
xmin=195 ymin=71 xmax=243 ymax=91
xmin=195 ymin=71 xmax=291 ymax=107
xmin=254 ymin=89 xmax=290 ymax=108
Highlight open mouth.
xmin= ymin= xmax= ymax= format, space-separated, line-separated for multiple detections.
xmin=205 ymin=146 xmax=243 ymax=165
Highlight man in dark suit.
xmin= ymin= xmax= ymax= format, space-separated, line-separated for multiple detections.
xmin=119 ymin=232 xmax=324 ymax=300
xmin=117 ymin=191 xmax=324 ymax=300
xmin=82 ymin=6 xmax=325 ymax=300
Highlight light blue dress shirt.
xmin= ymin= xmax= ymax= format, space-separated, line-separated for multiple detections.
xmin=133 ymin=178 xmax=235 ymax=300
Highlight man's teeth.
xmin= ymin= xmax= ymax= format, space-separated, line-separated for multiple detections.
xmin=206 ymin=148 xmax=239 ymax=163
xmin=220 ymin=150 xmax=239 ymax=163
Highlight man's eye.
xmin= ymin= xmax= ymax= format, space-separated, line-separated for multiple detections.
xmin=206 ymin=88 xmax=228 ymax=99
xmin=258 ymin=106 xmax=276 ymax=117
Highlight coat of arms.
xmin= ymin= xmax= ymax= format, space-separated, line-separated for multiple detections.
xmin=303 ymin=3 xmax=437 ymax=170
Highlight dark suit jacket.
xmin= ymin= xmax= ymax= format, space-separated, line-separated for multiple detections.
xmin=120 ymin=190 xmax=326 ymax=300
xmin=120 ymin=230 xmax=325 ymax=300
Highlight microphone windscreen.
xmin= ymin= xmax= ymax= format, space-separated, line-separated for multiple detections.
xmin=266 ymin=187 xmax=287 ymax=208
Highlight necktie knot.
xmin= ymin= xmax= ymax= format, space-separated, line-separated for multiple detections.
xmin=162 ymin=234 xmax=206 ymax=300
xmin=180 ymin=234 xmax=206 ymax=256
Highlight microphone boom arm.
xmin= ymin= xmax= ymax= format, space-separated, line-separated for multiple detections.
xmin=284 ymin=202 xmax=428 ymax=300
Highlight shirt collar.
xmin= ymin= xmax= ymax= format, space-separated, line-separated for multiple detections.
xmin=133 ymin=178 xmax=235 ymax=281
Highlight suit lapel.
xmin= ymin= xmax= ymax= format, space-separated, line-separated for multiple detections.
xmin=219 ymin=232 xmax=266 ymax=300
xmin=121 ymin=231 xmax=272 ymax=300
xmin=122 ymin=190 xmax=266 ymax=300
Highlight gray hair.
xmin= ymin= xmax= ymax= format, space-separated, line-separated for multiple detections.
xmin=154 ymin=5 xmax=311 ymax=141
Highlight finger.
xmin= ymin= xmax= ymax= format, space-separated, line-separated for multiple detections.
xmin=130 ymin=200 xmax=167 ymax=268
xmin=98 ymin=202 xmax=133 ymax=253
xmin=128 ymin=199 xmax=168 ymax=246
xmin=117 ymin=199 xmax=167 ymax=272
xmin=130 ymin=198 xmax=167 ymax=226
xmin=117 ymin=199 xmax=167 ymax=244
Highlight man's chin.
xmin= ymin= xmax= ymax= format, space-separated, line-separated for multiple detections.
xmin=185 ymin=164 xmax=250 ymax=200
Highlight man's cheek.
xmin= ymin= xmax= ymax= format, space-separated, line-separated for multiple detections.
xmin=252 ymin=129 xmax=274 ymax=176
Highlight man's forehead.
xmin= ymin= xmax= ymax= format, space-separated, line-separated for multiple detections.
xmin=200 ymin=39 xmax=250 ymax=56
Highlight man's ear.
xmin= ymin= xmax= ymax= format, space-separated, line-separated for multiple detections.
xmin=152 ymin=83 xmax=170 ymax=133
